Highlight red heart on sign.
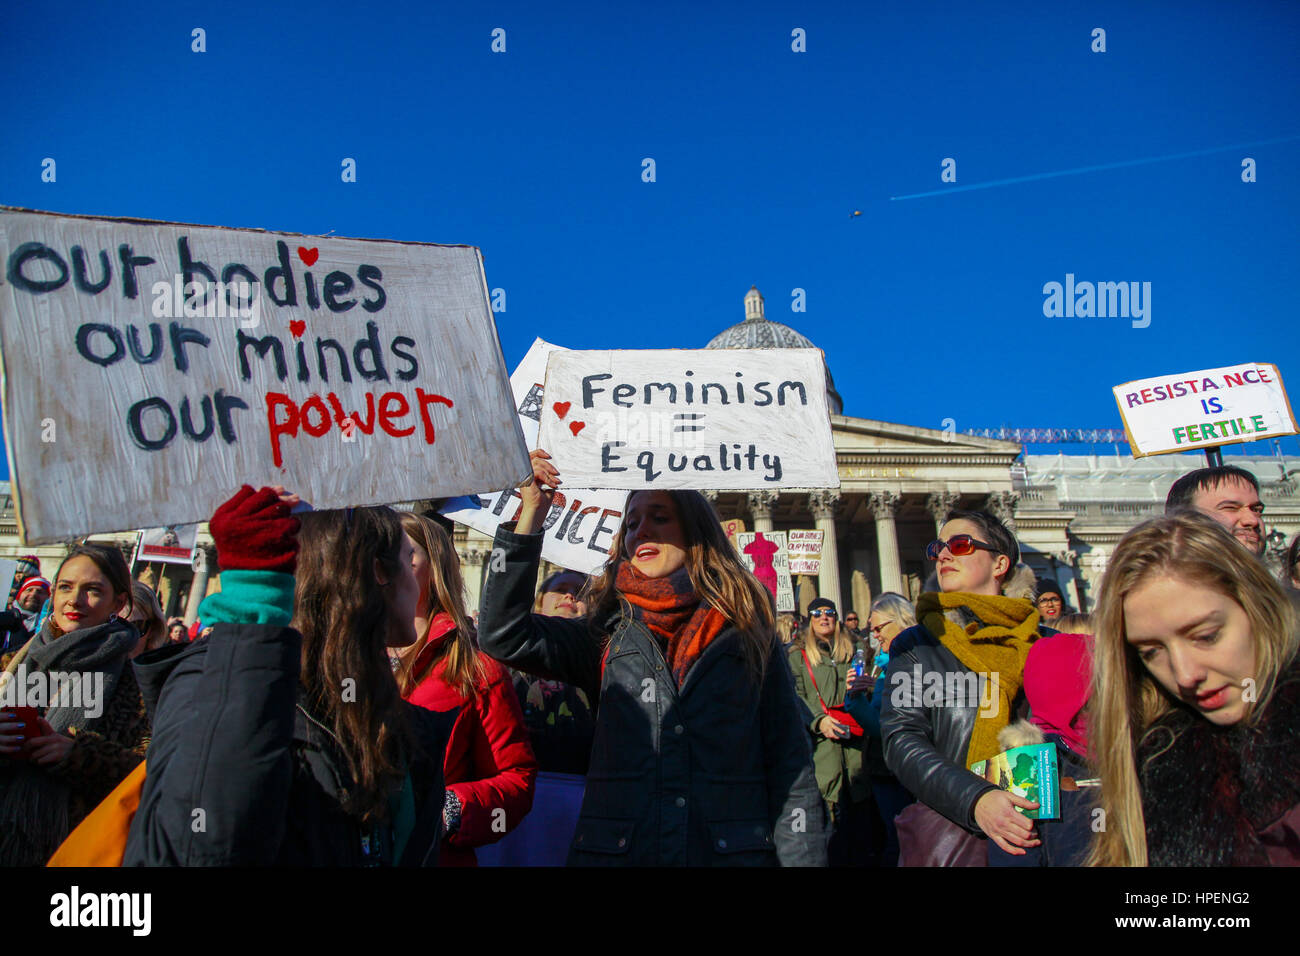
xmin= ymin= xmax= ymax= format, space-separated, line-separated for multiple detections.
xmin=569 ymin=421 xmax=585 ymax=436
xmin=297 ymin=247 xmax=319 ymax=267
xmin=552 ymin=401 xmax=571 ymax=419
xmin=289 ymin=320 xmax=306 ymax=338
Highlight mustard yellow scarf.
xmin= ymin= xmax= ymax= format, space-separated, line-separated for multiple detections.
xmin=914 ymin=591 xmax=1040 ymax=767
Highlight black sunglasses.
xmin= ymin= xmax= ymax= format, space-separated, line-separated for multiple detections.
xmin=808 ymin=608 xmax=837 ymax=619
xmin=925 ymin=534 xmax=999 ymax=561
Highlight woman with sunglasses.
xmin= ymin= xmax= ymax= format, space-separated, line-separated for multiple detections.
xmin=879 ymin=509 xmax=1048 ymax=864
xmin=788 ymin=597 xmax=872 ymax=865
xmin=1087 ymin=511 xmax=1299 ymax=865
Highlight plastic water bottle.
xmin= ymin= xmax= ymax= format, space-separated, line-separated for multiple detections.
xmin=849 ymin=648 xmax=868 ymax=692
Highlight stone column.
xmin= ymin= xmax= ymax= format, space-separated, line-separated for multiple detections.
xmin=809 ymin=491 xmax=842 ymax=610
xmin=1055 ymin=550 xmax=1082 ymax=613
xmin=986 ymin=492 xmax=1020 ymax=534
xmin=868 ymin=491 xmax=904 ymax=595
xmin=926 ymin=490 xmax=960 ymax=536
xmin=184 ymin=546 xmax=213 ymax=625
xmin=462 ymin=549 xmax=487 ymax=617
xmin=747 ymin=490 xmax=778 ymax=534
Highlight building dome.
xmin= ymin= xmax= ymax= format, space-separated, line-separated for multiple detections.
xmin=705 ymin=286 xmax=843 ymax=414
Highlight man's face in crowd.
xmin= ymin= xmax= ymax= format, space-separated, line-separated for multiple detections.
xmin=17 ymin=586 xmax=48 ymax=612
xmin=844 ymin=613 xmax=859 ymax=632
xmin=1190 ymin=478 xmax=1264 ymax=556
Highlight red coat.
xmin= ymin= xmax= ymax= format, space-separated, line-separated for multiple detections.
xmin=404 ymin=613 xmax=537 ymax=866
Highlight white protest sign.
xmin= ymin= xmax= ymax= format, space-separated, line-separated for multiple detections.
xmin=0 ymin=208 xmax=530 ymax=544
xmin=787 ymin=529 xmax=824 ymax=575
xmin=536 ymin=348 xmax=839 ymax=490
xmin=736 ymin=530 xmax=793 ymax=612
xmin=1113 ymin=362 xmax=1298 ymax=458
xmin=133 ymin=524 xmax=198 ymax=566
xmin=441 ymin=338 xmax=627 ymax=574
xmin=0 ymin=559 xmax=19 ymax=606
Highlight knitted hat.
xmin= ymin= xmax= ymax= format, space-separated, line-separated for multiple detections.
xmin=807 ymin=597 xmax=837 ymax=615
xmin=1036 ymin=579 xmax=1063 ymax=600
xmin=17 ymin=576 xmax=50 ymax=597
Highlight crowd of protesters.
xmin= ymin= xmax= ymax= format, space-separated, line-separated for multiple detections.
xmin=0 ymin=459 xmax=1296 ymax=867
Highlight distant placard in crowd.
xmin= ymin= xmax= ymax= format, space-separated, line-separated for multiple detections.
xmin=1113 ymin=362 xmax=1298 ymax=458
xmin=736 ymin=530 xmax=794 ymax=613
xmin=441 ymin=338 xmax=627 ymax=574
xmin=721 ymin=517 xmax=746 ymax=545
xmin=132 ymin=525 xmax=198 ymax=566
xmin=787 ymin=529 xmax=824 ymax=575
xmin=536 ymin=349 xmax=840 ymax=491
xmin=0 ymin=208 xmax=529 ymax=544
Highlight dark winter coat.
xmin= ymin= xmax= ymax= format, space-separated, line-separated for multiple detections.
xmin=1138 ymin=659 xmax=1300 ymax=866
xmin=477 ymin=523 xmax=827 ymax=866
xmin=124 ymin=623 xmax=454 ymax=866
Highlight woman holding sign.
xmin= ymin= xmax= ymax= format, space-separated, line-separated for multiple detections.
xmin=1086 ymin=510 xmax=1299 ymax=866
xmin=477 ymin=449 xmax=826 ymax=865
xmin=126 ymin=488 xmax=455 ymax=866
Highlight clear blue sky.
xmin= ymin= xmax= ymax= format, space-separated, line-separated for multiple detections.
xmin=3 ymin=0 xmax=1298 ymax=479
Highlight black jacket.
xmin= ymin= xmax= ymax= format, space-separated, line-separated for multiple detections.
xmin=478 ymin=524 xmax=827 ymax=866
xmin=880 ymin=624 xmax=1007 ymax=832
xmin=123 ymin=623 xmax=453 ymax=866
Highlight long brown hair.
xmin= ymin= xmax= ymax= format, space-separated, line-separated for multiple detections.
xmin=1085 ymin=511 xmax=1299 ymax=866
xmin=585 ymin=490 xmax=776 ymax=681
xmin=394 ymin=513 xmax=485 ymax=699
xmin=291 ymin=507 xmax=416 ymax=823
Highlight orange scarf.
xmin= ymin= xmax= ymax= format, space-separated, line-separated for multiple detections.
xmin=616 ymin=563 xmax=727 ymax=687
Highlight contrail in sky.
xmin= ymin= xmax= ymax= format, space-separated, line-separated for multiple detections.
xmin=888 ymin=134 xmax=1300 ymax=201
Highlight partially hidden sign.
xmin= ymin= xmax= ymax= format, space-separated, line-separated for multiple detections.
xmin=536 ymin=348 xmax=839 ymax=490
xmin=0 ymin=208 xmax=529 ymax=544
xmin=441 ymin=338 xmax=627 ymax=574
xmin=133 ymin=525 xmax=197 ymax=566
xmin=1113 ymin=362 xmax=1298 ymax=458
xmin=787 ymin=529 xmax=824 ymax=575
xmin=736 ymin=530 xmax=794 ymax=613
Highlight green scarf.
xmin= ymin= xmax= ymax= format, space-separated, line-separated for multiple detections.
xmin=914 ymin=591 xmax=1040 ymax=767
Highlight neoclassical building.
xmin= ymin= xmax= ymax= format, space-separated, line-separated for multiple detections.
xmin=3 ymin=286 xmax=1297 ymax=619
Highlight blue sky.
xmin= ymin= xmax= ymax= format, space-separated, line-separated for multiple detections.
xmin=2 ymin=0 xmax=1299 ymax=479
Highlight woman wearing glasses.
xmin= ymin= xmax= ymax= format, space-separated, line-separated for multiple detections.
xmin=788 ymin=597 xmax=872 ymax=865
xmin=879 ymin=509 xmax=1047 ymax=864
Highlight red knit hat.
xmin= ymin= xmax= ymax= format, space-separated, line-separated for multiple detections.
xmin=17 ymin=576 xmax=50 ymax=597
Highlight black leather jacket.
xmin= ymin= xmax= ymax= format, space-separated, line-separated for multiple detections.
xmin=477 ymin=523 xmax=827 ymax=866
xmin=880 ymin=623 xmax=1002 ymax=832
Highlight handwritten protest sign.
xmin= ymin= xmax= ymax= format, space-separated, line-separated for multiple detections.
xmin=721 ymin=517 xmax=746 ymax=545
xmin=787 ymin=529 xmax=824 ymax=575
xmin=0 ymin=208 xmax=529 ymax=544
xmin=132 ymin=525 xmax=198 ymax=566
xmin=536 ymin=349 xmax=839 ymax=490
xmin=736 ymin=531 xmax=793 ymax=612
xmin=441 ymin=338 xmax=627 ymax=574
xmin=1113 ymin=362 xmax=1298 ymax=458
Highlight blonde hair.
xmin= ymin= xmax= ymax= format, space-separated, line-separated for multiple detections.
xmin=1053 ymin=612 xmax=1093 ymax=635
xmin=128 ymin=581 xmax=167 ymax=652
xmin=395 ymin=513 xmax=485 ymax=700
xmin=798 ymin=618 xmax=855 ymax=666
xmin=1085 ymin=511 xmax=1299 ymax=866
xmin=774 ymin=614 xmax=799 ymax=645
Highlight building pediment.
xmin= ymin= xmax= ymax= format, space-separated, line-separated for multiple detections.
xmin=831 ymin=415 xmax=1022 ymax=457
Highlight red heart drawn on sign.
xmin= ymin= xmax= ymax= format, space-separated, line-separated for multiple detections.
xmin=552 ymin=401 xmax=571 ymax=419
xmin=569 ymin=421 xmax=585 ymax=436
xmin=298 ymin=247 xmax=319 ymax=267
xmin=289 ymin=320 xmax=306 ymax=338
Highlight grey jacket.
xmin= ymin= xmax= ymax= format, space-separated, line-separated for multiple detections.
xmin=477 ymin=523 xmax=827 ymax=866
